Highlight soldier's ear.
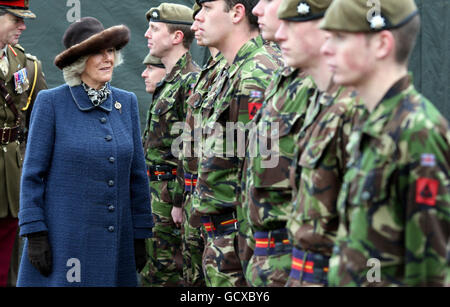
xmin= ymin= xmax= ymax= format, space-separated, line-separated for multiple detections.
xmin=230 ymin=3 xmax=246 ymax=25
xmin=172 ymin=30 xmax=185 ymax=46
xmin=373 ymin=30 xmax=395 ymax=62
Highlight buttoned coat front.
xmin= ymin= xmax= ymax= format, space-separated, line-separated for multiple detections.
xmin=16 ymin=84 xmax=153 ymax=286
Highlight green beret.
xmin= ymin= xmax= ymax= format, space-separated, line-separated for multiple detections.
xmin=193 ymin=2 xmax=201 ymax=19
xmin=143 ymin=53 xmax=165 ymax=68
xmin=320 ymin=0 xmax=419 ymax=32
xmin=146 ymin=3 xmax=194 ymax=25
xmin=277 ymin=0 xmax=332 ymax=22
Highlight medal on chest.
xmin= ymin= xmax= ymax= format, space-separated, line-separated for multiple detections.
xmin=14 ymin=67 xmax=30 ymax=94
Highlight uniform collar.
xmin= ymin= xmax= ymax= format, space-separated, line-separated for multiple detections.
xmin=362 ymin=75 xmax=412 ymax=138
xmin=228 ymin=35 xmax=264 ymax=79
xmin=69 ymin=83 xmax=113 ymax=112
xmin=164 ymin=52 xmax=191 ymax=83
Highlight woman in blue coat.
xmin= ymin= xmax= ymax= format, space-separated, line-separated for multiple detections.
xmin=17 ymin=17 xmax=153 ymax=286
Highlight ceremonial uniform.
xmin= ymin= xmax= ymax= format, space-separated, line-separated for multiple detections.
xmin=140 ymin=3 xmax=200 ymax=287
xmin=320 ymin=0 xmax=450 ymax=286
xmin=193 ymin=35 xmax=281 ymax=287
xmin=0 ymin=1 xmax=47 ymax=287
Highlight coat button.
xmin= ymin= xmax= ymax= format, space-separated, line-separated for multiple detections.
xmin=108 ymin=205 xmax=115 ymax=212
xmin=109 ymin=156 xmax=115 ymax=163
xmin=100 ymin=117 xmax=107 ymax=124
xmin=108 ymin=180 xmax=115 ymax=187
xmin=105 ymin=135 xmax=112 ymax=141
xmin=108 ymin=226 xmax=115 ymax=232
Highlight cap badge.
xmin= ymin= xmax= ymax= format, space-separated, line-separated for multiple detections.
xmin=370 ymin=15 xmax=386 ymax=30
xmin=297 ymin=2 xmax=310 ymax=15
xmin=152 ymin=11 xmax=159 ymax=19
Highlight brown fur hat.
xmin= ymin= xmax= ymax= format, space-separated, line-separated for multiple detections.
xmin=54 ymin=17 xmax=130 ymax=69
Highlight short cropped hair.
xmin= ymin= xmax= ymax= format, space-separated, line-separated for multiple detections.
xmin=63 ymin=50 xmax=123 ymax=86
xmin=223 ymin=0 xmax=259 ymax=32
xmin=391 ymin=14 xmax=421 ymax=64
xmin=167 ymin=24 xmax=195 ymax=50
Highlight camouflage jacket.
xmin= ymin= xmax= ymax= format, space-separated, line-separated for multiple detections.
xmin=193 ymin=35 xmax=282 ymax=216
xmin=244 ymin=67 xmax=314 ymax=231
xmin=329 ymin=76 xmax=450 ymax=286
xmin=142 ymin=52 xmax=200 ymax=206
xmin=178 ymin=53 xmax=227 ymax=178
xmin=286 ymin=81 xmax=362 ymax=256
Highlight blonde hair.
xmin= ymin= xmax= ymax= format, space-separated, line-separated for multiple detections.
xmin=63 ymin=50 xmax=123 ymax=86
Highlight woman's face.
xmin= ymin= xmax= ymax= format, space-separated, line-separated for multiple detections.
xmin=81 ymin=48 xmax=115 ymax=89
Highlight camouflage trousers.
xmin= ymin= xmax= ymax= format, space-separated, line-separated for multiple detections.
xmin=140 ymin=180 xmax=183 ymax=287
xmin=246 ymin=253 xmax=292 ymax=287
xmin=202 ymin=230 xmax=247 ymax=287
xmin=236 ymin=205 xmax=254 ymax=274
xmin=182 ymin=193 xmax=206 ymax=287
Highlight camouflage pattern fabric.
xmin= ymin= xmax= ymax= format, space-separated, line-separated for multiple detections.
xmin=285 ymin=80 xmax=362 ymax=286
xmin=140 ymin=52 xmax=200 ymax=287
xmin=193 ymin=36 xmax=282 ymax=286
xmin=243 ymin=67 xmax=314 ymax=286
xmin=329 ymin=76 xmax=450 ymax=286
xmin=202 ymin=232 xmax=247 ymax=287
xmin=178 ymin=53 xmax=227 ymax=287
xmin=247 ymin=253 xmax=293 ymax=287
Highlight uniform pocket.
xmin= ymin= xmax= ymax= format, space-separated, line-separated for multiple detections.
xmin=252 ymin=112 xmax=302 ymax=189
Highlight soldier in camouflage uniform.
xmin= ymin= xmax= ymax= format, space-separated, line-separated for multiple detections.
xmin=260 ymin=0 xmax=363 ymax=287
xmin=241 ymin=0 xmax=315 ymax=287
xmin=320 ymin=0 xmax=450 ymax=286
xmin=176 ymin=3 xmax=227 ymax=287
xmin=140 ymin=3 xmax=200 ymax=287
xmin=192 ymin=0 xmax=282 ymax=287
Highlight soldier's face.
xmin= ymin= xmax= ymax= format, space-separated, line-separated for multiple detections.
xmin=252 ymin=0 xmax=282 ymax=42
xmin=0 ymin=13 xmax=26 ymax=47
xmin=145 ymin=22 xmax=173 ymax=58
xmin=81 ymin=48 xmax=115 ymax=89
xmin=194 ymin=0 xmax=232 ymax=48
xmin=191 ymin=19 xmax=206 ymax=46
xmin=275 ymin=19 xmax=325 ymax=69
xmin=141 ymin=64 xmax=166 ymax=94
xmin=321 ymin=31 xmax=375 ymax=87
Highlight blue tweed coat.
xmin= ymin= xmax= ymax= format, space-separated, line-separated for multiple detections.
xmin=17 ymin=83 xmax=153 ymax=287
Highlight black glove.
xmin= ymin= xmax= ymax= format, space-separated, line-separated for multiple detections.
xmin=134 ymin=239 xmax=147 ymax=273
xmin=26 ymin=231 xmax=52 ymax=277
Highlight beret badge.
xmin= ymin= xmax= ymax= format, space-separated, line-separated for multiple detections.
xmin=370 ymin=15 xmax=386 ymax=30
xmin=152 ymin=10 xmax=159 ymax=19
xmin=297 ymin=2 xmax=310 ymax=15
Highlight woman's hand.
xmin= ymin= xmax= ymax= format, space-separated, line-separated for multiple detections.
xmin=26 ymin=231 xmax=52 ymax=277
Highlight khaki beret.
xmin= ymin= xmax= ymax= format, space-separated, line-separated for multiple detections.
xmin=143 ymin=53 xmax=165 ymax=68
xmin=146 ymin=3 xmax=194 ymax=25
xmin=320 ymin=0 xmax=419 ymax=32
xmin=278 ymin=0 xmax=332 ymax=22
xmin=193 ymin=2 xmax=201 ymax=19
